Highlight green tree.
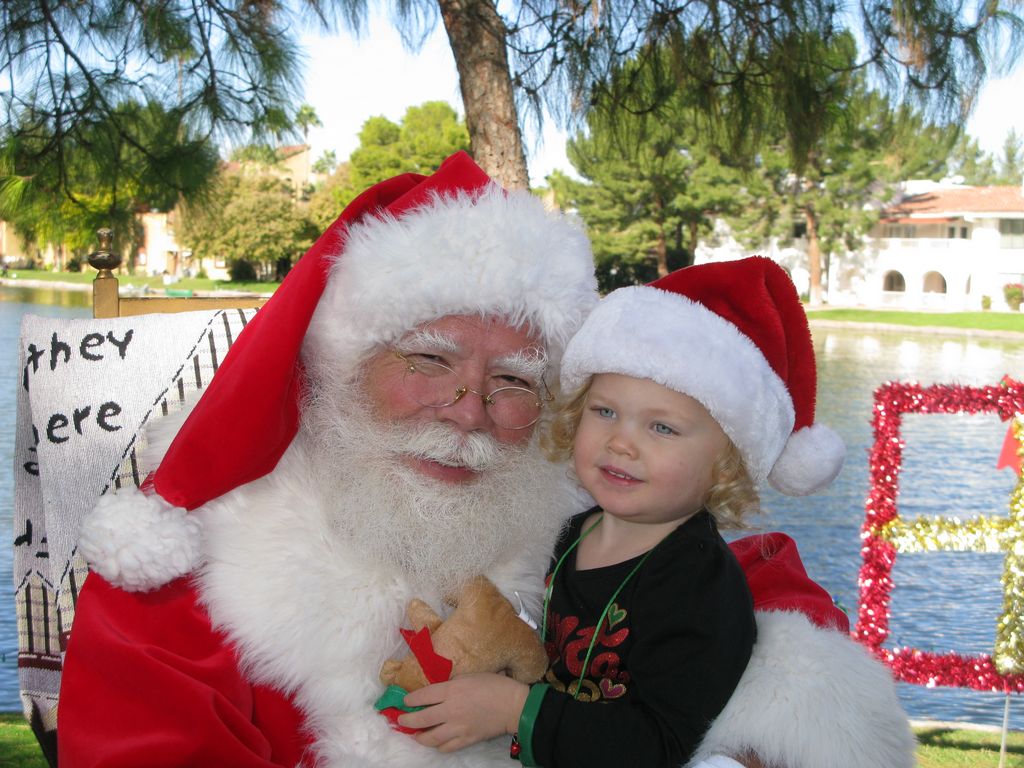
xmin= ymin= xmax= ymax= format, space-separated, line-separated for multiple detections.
xmin=334 ymin=101 xmax=470 ymax=208
xmin=313 ymin=150 xmax=339 ymax=176
xmin=2 ymin=1 xmax=299 ymax=201
xmin=996 ymin=130 xmax=1024 ymax=185
xmin=943 ymin=130 xmax=1023 ymax=187
xmin=1 ymin=100 xmax=218 ymax=264
xmin=727 ymin=79 xmax=960 ymax=304
xmin=230 ymin=145 xmax=284 ymax=167
xmin=295 ymin=104 xmax=323 ymax=143
xmin=4 ymin=1 xmax=1019 ymax=193
xmin=179 ymin=174 xmax=317 ymax=280
xmin=949 ymin=135 xmax=1001 ymax=184
xmin=303 ymin=0 xmax=1020 ymax=188
xmin=308 ymin=162 xmax=353 ymax=229
xmin=550 ymin=81 xmax=746 ymax=291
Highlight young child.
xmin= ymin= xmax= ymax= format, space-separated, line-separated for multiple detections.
xmin=399 ymin=256 xmax=846 ymax=768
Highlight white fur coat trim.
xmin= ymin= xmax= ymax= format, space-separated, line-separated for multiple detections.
xmin=306 ymin=185 xmax=598 ymax=374
xmin=195 ymin=440 xmax=559 ymax=767
xmin=689 ymin=610 xmax=916 ymax=768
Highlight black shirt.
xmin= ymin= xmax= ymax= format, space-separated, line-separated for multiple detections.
xmin=530 ymin=508 xmax=756 ymax=767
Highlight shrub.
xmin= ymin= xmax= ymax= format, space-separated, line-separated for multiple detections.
xmin=228 ymin=259 xmax=257 ymax=283
xmin=981 ymin=295 xmax=992 ymax=311
xmin=1004 ymin=283 xmax=1023 ymax=311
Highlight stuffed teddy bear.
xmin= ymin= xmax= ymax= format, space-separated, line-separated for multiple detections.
xmin=380 ymin=575 xmax=549 ymax=692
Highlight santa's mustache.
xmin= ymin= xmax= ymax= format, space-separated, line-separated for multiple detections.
xmin=396 ymin=421 xmax=503 ymax=472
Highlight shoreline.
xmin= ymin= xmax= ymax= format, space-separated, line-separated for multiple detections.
xmin=809 ymin=318 xmax=1024 ymax=341
xmin=0 ymin=277 xmax=271 ymax=298
xmin=1 ymin=277 xmax=91 ymax=292
xmin=4 ymin=278 xmax=1023 ymax=339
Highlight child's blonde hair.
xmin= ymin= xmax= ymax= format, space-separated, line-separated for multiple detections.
xmin=543 ymin=377 xmax=759 ymax=530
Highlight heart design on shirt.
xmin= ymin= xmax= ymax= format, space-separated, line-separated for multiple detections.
xmin=606 ymin=603 xmax=627 ymax=628
xmin=600 ymin=677 xmax=627 ymax=699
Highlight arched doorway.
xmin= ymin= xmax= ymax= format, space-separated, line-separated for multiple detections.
xmin=923 ymin=271 xmax=947 ymax=293
xmin=883 ymin=271 xmax=906 ymax=292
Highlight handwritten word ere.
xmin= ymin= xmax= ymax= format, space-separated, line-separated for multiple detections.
xmin=42 ymin=402 xmax=123 ymax=445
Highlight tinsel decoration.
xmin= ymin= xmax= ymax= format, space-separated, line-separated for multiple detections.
xmin=856 ymin=378 xmax=1024 ymax=692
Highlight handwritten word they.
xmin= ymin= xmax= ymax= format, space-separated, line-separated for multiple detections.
xmin=23 ymin=330 xmax=134 ymax=390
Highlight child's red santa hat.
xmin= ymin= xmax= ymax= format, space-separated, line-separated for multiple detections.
xmin=80 ymin=151 xmax=598 ymax=591
xmin=560 ymin=256 xmax=844 ymax=496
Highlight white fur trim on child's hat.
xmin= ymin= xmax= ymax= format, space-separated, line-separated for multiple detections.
xmin=561 ymin=285 xmax=794 ymax=485
xmin=768 ymin=423 xmax=847 ymax=496
xmin=78 ymin=487 xmax=203 ymax=592
xmin=560 ymin=257 xmax=844 ymax=496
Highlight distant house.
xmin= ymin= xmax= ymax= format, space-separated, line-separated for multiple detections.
xmin=0 ymin=220 xmax=66 ymax=270
xmin=0 ymin=220 xmax=31 ymax=268
xmin=696 ymin=180 xmax=1024 ymax=311
xmin=230 ymin=144 xmax=315 ymax=196
xmin=830 ymin=181 xmax=1024 ymax=311
xmin=144 ymin=144 xmax=316 ymax=281
xmin=134 ymin=210 xmax=183 ymax=277
xmin=276 ymin=144 xmax=315 ymax=196
xmin=1 ymin=144 xmax=318 ymax=280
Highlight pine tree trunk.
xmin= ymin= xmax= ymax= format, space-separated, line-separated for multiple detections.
xmin=805 ymin=208 xmax=823 ymax=306
xmin=436 ymin=0 xmax=530 ymax=189
xmin=655 ymin=226 xmax=669 ymax=277
xmin=686 ymin=221 xmax=698 ymax=266
xmin=653 ymin=197 xmax=669 ymax=276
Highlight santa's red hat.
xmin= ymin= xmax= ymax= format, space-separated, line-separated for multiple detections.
xmin=80 ymin=151 xmax=598 ymax=591
xmin=559 ymin=256 xmax=844 ymax=496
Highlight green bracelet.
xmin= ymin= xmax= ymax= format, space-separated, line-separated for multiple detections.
xmin=516 ymin=683 xmax=549 ymax=767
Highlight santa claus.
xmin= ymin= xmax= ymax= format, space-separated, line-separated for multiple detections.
xmin=58 ymin=152 xmax=914 ymax=767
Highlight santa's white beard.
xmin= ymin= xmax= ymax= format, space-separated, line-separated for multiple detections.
xmin=299 ymin=379 xmax=571 ymax=596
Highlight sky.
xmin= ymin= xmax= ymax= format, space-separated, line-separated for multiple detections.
xmin=298 ymin=13 xmax=1024 ymax=188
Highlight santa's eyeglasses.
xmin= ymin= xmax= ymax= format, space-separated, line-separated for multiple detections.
xmin=393 ymin=350 xmax=552 ymax=430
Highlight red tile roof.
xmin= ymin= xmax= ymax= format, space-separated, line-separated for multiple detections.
xmin=886 ymin=186 xmax=1024 ymax=217
xmin=276 ymin=144 xmax=309 ymax=159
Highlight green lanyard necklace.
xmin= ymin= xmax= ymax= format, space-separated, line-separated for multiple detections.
xmin=541 ymin=513 xmax=655 ymax=700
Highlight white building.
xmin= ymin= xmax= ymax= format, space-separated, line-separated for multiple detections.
xmin=697 ymin=180 xmax=1024 ymax=311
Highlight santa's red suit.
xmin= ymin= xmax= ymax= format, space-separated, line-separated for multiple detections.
xmin=58 ymin=153 xmax=915 ymax=768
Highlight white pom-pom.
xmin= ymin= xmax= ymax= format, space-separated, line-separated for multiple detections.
xmin=78 ymin=487 xmax=203 ymax=592
xmin=768 ymin=423 xmax=846 ymax=497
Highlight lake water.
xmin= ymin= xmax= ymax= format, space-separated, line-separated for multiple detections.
xmin=0 ymin=286 xmax=90 ymax=716
xmin=756 ymin=326 xmax=1024 ymax=729
xmin=2 ymin=285 xmax=1024 ymax=729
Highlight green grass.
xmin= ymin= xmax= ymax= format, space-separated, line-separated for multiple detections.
xmin=0 ymin=714 xmax=1022 ymax=767
xmin=916 ymin=725 xmax=1024 ymax=767
xmin=806 ymin=307 xmax=1024 ymax=334
xmin=3 ymin=268 xmax=278 ymax=296
xmin=0 ymin=714 xmax=47 ymax=768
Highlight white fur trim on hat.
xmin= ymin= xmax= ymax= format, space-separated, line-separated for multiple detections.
xmin=769 ymin=423 xmax=846 ymax=496
xmin=78 ymin=487 xmax=203 ymax=592
xmin=560 ymin=285 xmax=794 ymax=485
xmin=306 ymin=185 xmax=597 ymax=374
xmin=688 ymin=611 xmax=916 ymax=768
